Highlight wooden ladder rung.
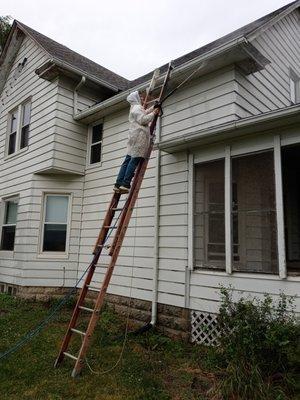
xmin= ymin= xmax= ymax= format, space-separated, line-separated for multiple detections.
xmin=104 ymin=226 xmax=117 ymax=229
xmin=78 ymin=306 xmax=94 ymax=313
xmin=111 ymin=207 xmax=123 ymax=211
xmin=71 ymin=328 xmax=86 ymax=336
xmin=63 ymin=352 xmax=78 ymax=361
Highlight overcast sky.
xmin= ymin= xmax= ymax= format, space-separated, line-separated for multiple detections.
xmin=1 ymin=0 xmax=292 ymax=80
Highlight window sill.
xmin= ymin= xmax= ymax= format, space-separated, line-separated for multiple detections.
xmin=37 ymin=252 xmax=69 ymax=260
xmin=0 ymin=250 xmax=14 ymax=258
xmin=4 ymin=146 xmax=29 ymax=161
xmin=85 ymin=162 xmax=103 ymax=171
xmin=192 ymin=268 xmax=300 ymax=281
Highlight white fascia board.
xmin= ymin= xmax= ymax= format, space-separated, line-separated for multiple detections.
xmin=74 ymin=37 xmax=249 ymax=122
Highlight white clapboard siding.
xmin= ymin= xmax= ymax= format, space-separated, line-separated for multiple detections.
xmin=235 ymin=10 xmax=300 ymax=116
xmin=160 ymin=66 xmax=237 ymax=142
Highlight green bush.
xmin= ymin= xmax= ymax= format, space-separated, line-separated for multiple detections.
xmin=215 ymin=287 xmax=300 ymax=400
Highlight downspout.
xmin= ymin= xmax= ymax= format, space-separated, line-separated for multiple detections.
xmin=73 ymin=76 xmax=86 ymax=117
xmin=150 ymin=115 xmax=162 ymax=326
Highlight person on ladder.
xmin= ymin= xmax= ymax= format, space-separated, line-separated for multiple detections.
xmin=113 ymin=90 xmax=160 ymax=194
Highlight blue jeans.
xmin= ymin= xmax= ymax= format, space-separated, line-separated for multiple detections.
xmin=115 ymin=155 xmax=143 ymax=188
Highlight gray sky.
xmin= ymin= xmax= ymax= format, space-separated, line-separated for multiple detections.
xmin=2 ymin=0 xmax=292 ymax=80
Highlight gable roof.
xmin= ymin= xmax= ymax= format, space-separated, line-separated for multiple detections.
xmin=14 ymin=21 xmax=130 ymax=91
xmin=0 ymin=1 xmax=299 ymax=95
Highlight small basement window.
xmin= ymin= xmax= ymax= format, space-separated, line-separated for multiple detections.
xmin=90 ymin=123 xmax=103 ymax=164
xmin=41 ymin=194 xmax=70 ymax=252
xmin=0 ymin=198 xmax=18 ymax=251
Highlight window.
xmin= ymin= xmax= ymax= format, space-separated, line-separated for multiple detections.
xmin=194 ymin=152 xmax=278 ymax=274
xmin=7 ymin=100 xmax=31 ymax=156
xmin=194 ymin=160 xmax=226 ymax=270
xmin=289 ymin=69 xmax=300 ymax=104
xmin=231 ymin=152 xmax=278 ymax=274
xmin=8 ymin=110 xmax=18 ymax=155
xmin=90 ymin=124 xmax=103 ymax=164
xmin=1 ymin=198 xmax=18 ymax=251
xmin=42 ymin=195 xmax=69 ymax=252
xmin=282 ymin=144 xmax=300 ymax=273
xmin=21 ymin=102 xmax=31 ymax=149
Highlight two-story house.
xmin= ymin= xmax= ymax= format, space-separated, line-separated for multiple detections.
xmin=0 ymin=0 xmax=299 ymax=342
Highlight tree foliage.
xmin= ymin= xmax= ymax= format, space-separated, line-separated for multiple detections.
xmin=0 ymin=16 xmax=12 ymax=53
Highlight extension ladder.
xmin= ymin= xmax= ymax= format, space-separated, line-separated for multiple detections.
xmin=54 ymin=63 xmax=173 ymax=378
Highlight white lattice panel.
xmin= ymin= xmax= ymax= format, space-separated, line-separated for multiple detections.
xmin=191 ymin=310 xmax=220 ymax=346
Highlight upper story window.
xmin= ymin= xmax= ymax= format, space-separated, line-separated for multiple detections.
xmin=0 ymin=197 xmax=18 ymax=251
xmin=89 ymin=123 xmax=103 ymax=164
xmin=7 ymin=100 xmax=31 ymax=157
xmin=289 ymin=69 xmax=300 ymax=104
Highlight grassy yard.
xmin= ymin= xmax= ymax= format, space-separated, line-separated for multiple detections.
xmin=0 ymin=294 xmax=217 ymax=400
xmin=0 ymin=294 xmax=299 ymax=400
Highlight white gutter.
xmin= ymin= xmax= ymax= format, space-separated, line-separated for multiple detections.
xmin=74 ymin=36 xmax=249 ymax=121
xmin=150 ymin=117 xmax=162 ymax=326
xmin=73 ymin=76 xmax=86 ymax=117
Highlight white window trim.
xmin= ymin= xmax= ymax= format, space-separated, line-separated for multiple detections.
xmin=190 ymin=132 xmax=300 ymax=279
xmin=0 ymin=195 xmax=19 ymax=254
xmin=86 ymin=120 xmax=103 ymax=169
xmin=5 ymin=98 xmax=31 ymax=159
xmin=37 ymin=192 xmax=72 ymax=259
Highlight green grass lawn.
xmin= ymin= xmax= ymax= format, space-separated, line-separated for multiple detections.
xmin=0 ymin=294 xmax=216 ymax=400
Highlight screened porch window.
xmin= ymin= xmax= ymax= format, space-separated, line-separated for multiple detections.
xmin=194 ymin=151 xmax=278 ymax=273
xmin=194 ymin=160 xmax=226 ymax=270
xmin=0 ymin=199 xmax=18 ymax=251
xmin=42 ymin=195 xmax=69 ymax=252
xmin=282 ymin=144 xmax=300 ymax=273
xmin=231 ymin=151 xmax=278 ymax=273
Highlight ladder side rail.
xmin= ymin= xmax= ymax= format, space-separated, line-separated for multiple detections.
xmin=55 ymin=194 xmax=120 ymax=366
xmin=71 ymin=146 xmax=154 ymax=377
xmin=93 ymin=192 xmax=121 ymax=254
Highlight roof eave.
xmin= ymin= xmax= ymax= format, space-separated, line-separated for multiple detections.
xmin=75 ymin=37 xmax=269 ymax=123
xmin=157 ymin=104 xmax=300 ymax=153
xmin=35 ymin=58 xmax=120 ymax=92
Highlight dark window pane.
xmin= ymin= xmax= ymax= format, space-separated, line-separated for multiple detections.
xmin=1 ymin=226 xmax=16 ymax=250
xmin=21 ymin=125 xmax=29 ymax=148
xmin=282 ymin=144 xmax=300 ymax=273
xmin=10 ymin=111 xmax=18 ymax=133
xmin=8 ymin=132 xmax=16 ymax=155
xmin=22 ymin=102 xmax=31 ymax=126
xmin=92 ymin=124 xmax=103 ymax=143
xmin=90 ymin=143 xmax=101 ymax=164
xmin=43 ymin=224 xmax=67 ymax=252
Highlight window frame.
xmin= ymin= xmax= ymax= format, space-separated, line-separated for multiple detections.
xmin=5 ymin=98 xmax=31 ymax=158
xmin=190 ymin=132 xmax=300 ymax=279
xmin=87 ymin=121 xmax=103 ymax=168
xmin=38 ymin=192 xmax=72 ymax=259
xmin=0 ymin=196 xmax=19 ymax=253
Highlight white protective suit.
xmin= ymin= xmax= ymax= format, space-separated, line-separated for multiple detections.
xmin=126 ymin=91 xmax=155 ymax=158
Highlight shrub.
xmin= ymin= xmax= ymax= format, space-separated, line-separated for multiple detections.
xmin=215 ymin=287 xmax=300 ymax=400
